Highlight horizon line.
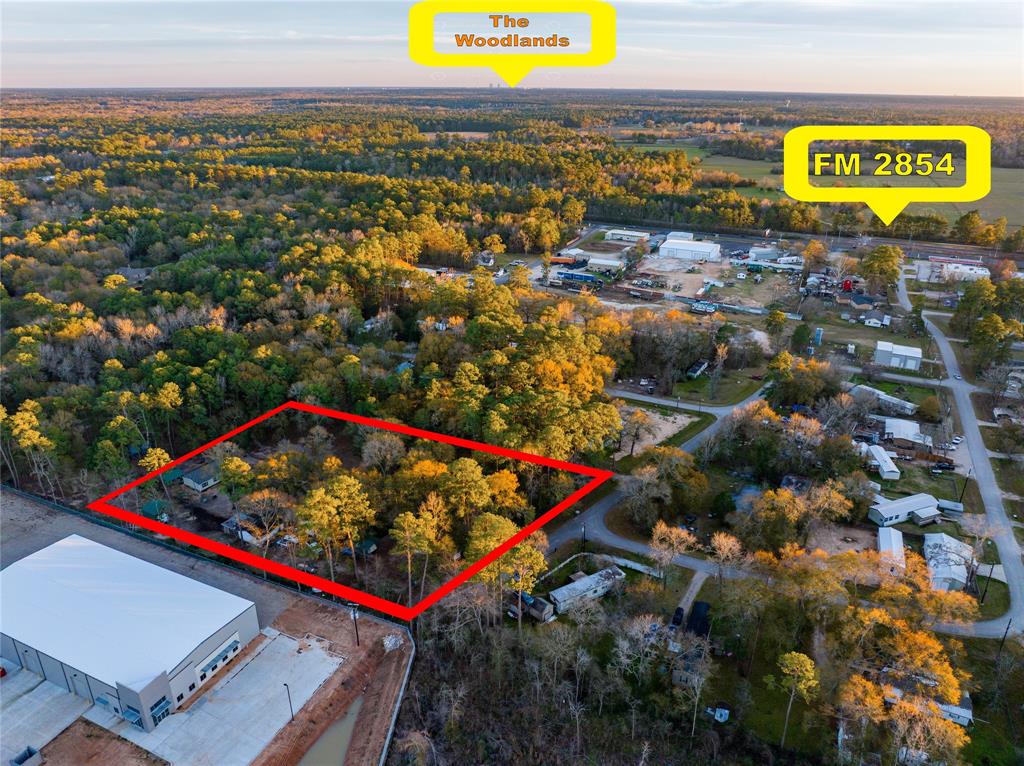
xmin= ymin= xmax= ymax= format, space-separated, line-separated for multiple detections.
xmin=4 ymin=85 xmax=1022 ymax=101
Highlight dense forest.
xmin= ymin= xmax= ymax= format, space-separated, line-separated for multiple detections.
xmin=2 ymin=91 xmax=1022 ymax=766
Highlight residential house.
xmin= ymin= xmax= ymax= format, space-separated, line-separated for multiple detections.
xmin=877 ymin=527 xmax=906 ymax=573
xmin=867 ymin=444 xmax=901 ymax=481
xmin=869 ymin=493 xmax=941 ymax=526
xmin=182 ymin=464 xmax=220 ymax=493
xmin=923 ymin=533 xmax=974 ymax=591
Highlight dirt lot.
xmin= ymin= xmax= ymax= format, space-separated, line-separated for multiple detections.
xmin=614 ymin=408 xmax=697 ymax=460
xmin=635 ymin=256 xmax=726 ymax=296
xmin=41 ymin=720 xmax=168 ymax=766
xmin=807 ymin=524 xmax=876 ymax=556
xmin=253 ymin=601 xmax=412 ymax=766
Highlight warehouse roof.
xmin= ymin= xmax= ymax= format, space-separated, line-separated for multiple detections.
xmin=0 ymin=535 xmax=255 ymax=690
xmin=660 ymin=239 xmax=721 ymax=253
xmin=876 ymin=340 xmax=923 ymax=359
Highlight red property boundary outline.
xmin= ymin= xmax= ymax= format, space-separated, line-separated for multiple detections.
xmin=88 ymin=401 xmax=614 ymax=621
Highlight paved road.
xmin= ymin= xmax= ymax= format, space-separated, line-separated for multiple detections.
xmin=549 ymin=282 xmax=1022 ymax=638
xmin=895 ymin=275 xmax=1024 ymax=637
xmin=606 ymin=384 xmax=766 ymax=453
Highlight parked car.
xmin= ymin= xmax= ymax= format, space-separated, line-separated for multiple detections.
xmin=670 ymin=607 xmax=686 ymax=630
xmin=952 ymin=436 xmax=964 ymax=444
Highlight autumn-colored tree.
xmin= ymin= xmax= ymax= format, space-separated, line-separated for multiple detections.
xmin=649 ymin=519 xmax=697 ymax=588
xmin=765 ymin=651 xmax=819 ymax=749
xmin=710 ymin=531 xmax=743 ymax=594
xmin=138 ymin=447 xmax=172 ymax=501
xmin=298 ymin=474 xmax=375 ymax=580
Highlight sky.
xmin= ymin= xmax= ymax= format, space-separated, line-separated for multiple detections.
xmin=2 ymin=0 xmax=1022 ymax=96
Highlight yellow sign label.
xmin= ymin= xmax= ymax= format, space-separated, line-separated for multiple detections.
xmin=783 ymin=125 xmax=991 ymax=225
xmin=409 ymin=0 xmax=616 ymax=87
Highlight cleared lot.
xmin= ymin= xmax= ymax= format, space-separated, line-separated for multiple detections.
xmin=84 ymin=629 xmax=342 ymax=766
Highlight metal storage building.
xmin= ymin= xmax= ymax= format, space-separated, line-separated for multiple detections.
xmin=0 ymin=535 xmax=259 ymax=731
xmin=658 ymin=239 xmax=722 ymax=261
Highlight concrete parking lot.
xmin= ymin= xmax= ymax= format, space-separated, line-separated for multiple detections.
xmin=84 ymin=629 xmax=342 ymax=766
xmin=0 ymin=664 xmax=90 ymax=764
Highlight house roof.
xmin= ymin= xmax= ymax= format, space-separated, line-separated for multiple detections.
xmin=877 ymin=527 xmax=906 ymax=568
xmin=871 ymin=493 xmax=938 ymax=516
xmin=549 ymin=566 xmax=625 ymax=603
xmin=868 ymin=444 xmax=900 ymax=476
xmin=183 ymin=463 xmax=218 ymax=483
xmin=0 ymin=535 xmax=255 ymax=691
xmin=923 ymin=533 xmax=973 ymax=587
xmin=883 ymin=417 xmax=932 ymax=446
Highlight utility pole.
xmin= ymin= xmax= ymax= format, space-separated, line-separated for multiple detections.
xmin=581 ymin=523 xmax=587 ymax=553
xmin=349 ymin=603 xmax=361 ymax=647
xmin=283 ymin=683 xmax=294 ymax=721
xmin=959 ymin=468 xmax=973 ymax=504
xmin=996 ymin=618 xmax=1013 ymax=664
xmin=980 ymin=560 xmax=995 ymax=604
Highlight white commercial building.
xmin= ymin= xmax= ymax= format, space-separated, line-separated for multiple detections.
xmin=0 ymin=535 xmax=260 ymax=732
xmin=603 ymin=229 xmax=649 ymax=244
xmin=666 ymin=231 xmax=694 ymax=241
xmin=867 ymin=444 xmax=901 ymax=481
xmin=923 ymin=533 xmax=974 ymax=591
xmin=877 ymin=527 xmax=906 ymax=572
xmin=873 ymin=341 xmax=922 ymax=372
xmin=586 ymin=256 xmax=625 ymax=272
xmin=869 ymin=493 xmax=941 ymax=526
xmin=940 ymin=263 xmax=990 ymax=282
xmin=658 ymin=238 xmax=722 ymax=262
xmin=548 ymin=566 xmax=625 ymax=613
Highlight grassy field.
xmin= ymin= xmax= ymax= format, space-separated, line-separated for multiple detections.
xmin=672 ymin=369 xmax=764 ymax=406
xmin=992 ymin=458 xmax=1024 ymax=496
xmin=880 ymin=464 xmax=976 ymax=509
xmin=848 ymin=375 xmax=940 ymax=406
xmin=976 ymin=576 xmax=1011 ymax=619
xmin=958 ymin=637 xmax=1024 ymax=766
xmin=618 ymin=140 xmax=1023 ymax=227
xmin=692 ymin=579 xmax=828 ymax=758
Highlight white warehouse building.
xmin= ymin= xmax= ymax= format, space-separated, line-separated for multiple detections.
xmin=0 ymin=535 xmax=260 ymax=732
xmin=603 ymin=228 xmax=649 ymax=244
xmin=873 ymin=341 xmax=922 ymax=372
xmin=658 ymin=238 xmax=722 ymax=262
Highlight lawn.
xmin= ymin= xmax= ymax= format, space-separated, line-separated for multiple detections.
xmin=975 ymin=576 xmax=1011 ymax=619
xmin=672 ymin=370 xmax=763 ymax=406
xmin=992 ymin=458 xmax=1024 ymax=496
xmin=1015 ymin=526 xmax=1024 ymax=545
xmin=693 ymin=579 xmax=829 ymax=759
xmin=814 ymin=315 xmax=927 ymax=353
xmin=848 ymin=375 xmax=941 ymax=406
xmin=880 ymin=464 xmax=972 ymax=508
xmin=958 ymin=637 xmax=1024 ymax=766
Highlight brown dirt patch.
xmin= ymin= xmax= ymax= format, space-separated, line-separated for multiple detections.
xmin=40 ymin=719 xmax=168 ymax=766
xmin=251 ymin=599 xmax=412 ymax=766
